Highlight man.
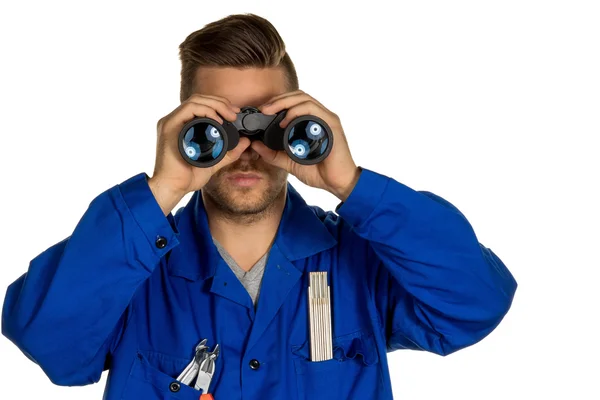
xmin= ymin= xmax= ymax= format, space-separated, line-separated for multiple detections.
xmin=2 ymin=13 xmax=517 ymax=399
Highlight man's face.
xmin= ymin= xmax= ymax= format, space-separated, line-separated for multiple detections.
xmin=193 ymin=67 xmax=289 ymax=217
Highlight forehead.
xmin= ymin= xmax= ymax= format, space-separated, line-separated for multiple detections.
xmin=193 ymin=66 xmax=288 ymax=108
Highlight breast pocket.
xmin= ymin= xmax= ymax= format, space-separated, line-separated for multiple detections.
xmin=291 ymin=329 xmax=384 ymax=399
xmin=121 ymin=351 xmax=206 ymax=400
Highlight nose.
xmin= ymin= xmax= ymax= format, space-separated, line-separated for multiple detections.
xmin=239 ymin=144 xmax=259 ymax=162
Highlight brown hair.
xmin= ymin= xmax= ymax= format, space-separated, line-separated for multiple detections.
xmin=178 ymin=13 xmax=299 ymax=103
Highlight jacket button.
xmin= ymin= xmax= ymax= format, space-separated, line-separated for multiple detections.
xmin=155 ymin=236 xmax=167 ymax=249
xmin=249 ymin=359 xmax=260 ymax=370
xmin=169 ymin=381 xmax=180 ymax=392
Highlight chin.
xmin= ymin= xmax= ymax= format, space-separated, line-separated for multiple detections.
xmin=209 ymin=181 xmax=269 ymax=214
xmin=222 ymin=195 xmax=270 ymax=215
xmin=232 ymin=181 xmax=267 ymax=199
xmin=203 ymin=173 xmax=286 ymax=217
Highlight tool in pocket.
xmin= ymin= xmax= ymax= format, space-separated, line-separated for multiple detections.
xmin=176 ymin=339 xmax=219 ymax=399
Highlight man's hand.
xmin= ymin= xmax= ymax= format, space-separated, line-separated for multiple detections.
xmin=251 ymin=90 xmax=361 ymax=201
xmin=149 ymin=94 xmax=251 ymax=215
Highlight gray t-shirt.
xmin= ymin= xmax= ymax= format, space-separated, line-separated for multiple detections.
xmin=212 ymin=237 xmax=268 ymax=308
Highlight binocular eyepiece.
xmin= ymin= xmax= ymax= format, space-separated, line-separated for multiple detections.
xmin=178 ymin=106 xmax=334 ymax=168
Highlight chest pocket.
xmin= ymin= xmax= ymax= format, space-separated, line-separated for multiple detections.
xmin=121 ymin=351 xmax=205 ymax=400
xmin=291 ymin=328 xmax=384 ymax=399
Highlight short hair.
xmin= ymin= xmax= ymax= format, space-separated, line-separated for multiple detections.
xmin=178 ymin=13 xmax=299 ymax=102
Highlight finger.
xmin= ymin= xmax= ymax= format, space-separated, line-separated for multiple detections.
xmin=260 ymin=91 xmax=328 ymax=115
xmin=171 ymin=100 xmax=237 ymax=133
xmin=250 ymin=140 xmax=293 ymax=172
xmin=278 ymin=101 xmax=330 ymax=128
xmin=161 ymin=102 xmax=226 ymax=139
xmin=186 ymin=93 xmax=241 ymax=113
xmin=259 ymin=90 xmax=303 ymax=108
xmin=259 ymin=92 xmax=311 ymax=115
xmin=214 ymin=137 xmax=252 ymax=171
xmin=185 ymin=97 xmax=240 ymax=122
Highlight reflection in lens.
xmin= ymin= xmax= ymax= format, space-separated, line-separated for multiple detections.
xmin=320 ymin=138 xmax=328 ymax=155
xmin=289 ymin=139 xmax=309 ymax=159
xmin=181 ymin=122 xmax=225 ymax=164
xmin=212 ymin=139 xmax=224 ymax=159
xmin=287 ymin=120 xmax=329 ymax=161
xmin=205 ymin=125 xmax=221 ymax=142
xmin=184 ymin=142 xmax=201 ymax=160
xmin=306 ymin=121 xmax=324 ymax=139
xmin=184 ymin=127 xmax=194 ymax=142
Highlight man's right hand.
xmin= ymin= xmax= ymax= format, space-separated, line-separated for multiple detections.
xmin=148 ymin=94 xmax=250 ymax=215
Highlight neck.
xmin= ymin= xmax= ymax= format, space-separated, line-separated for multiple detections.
xmin=202 ymin=187 xmax=287 ymax=271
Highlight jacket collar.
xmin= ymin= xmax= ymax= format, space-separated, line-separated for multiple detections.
xmin=167 ymin=182 xmax=338 ymax=281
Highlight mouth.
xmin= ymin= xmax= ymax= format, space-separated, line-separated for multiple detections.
xmin=227 ymin=172 xmax=263 ymax=187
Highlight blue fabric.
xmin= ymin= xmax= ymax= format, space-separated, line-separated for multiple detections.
xmin=2 ymin=168 xmax=517 ymax=399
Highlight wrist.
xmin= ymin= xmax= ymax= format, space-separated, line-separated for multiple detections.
xmin=331 ymin=166 xmax=362 ymax=202
xmin=147 ymin=176 xmax=186 ymax=216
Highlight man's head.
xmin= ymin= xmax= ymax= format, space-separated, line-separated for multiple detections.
xmin=178 ymin=14 xmax=298 ymax=221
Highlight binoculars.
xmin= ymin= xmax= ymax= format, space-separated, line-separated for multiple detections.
xmin=178 ymin=106 xmax=333 ymax=168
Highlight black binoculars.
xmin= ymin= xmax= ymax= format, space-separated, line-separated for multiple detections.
xmin=178 ymin=106 xmax=333 ymax=168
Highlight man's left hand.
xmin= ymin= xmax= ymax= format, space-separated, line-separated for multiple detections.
xmin=251 ymin=90 xmax=361 ymax=202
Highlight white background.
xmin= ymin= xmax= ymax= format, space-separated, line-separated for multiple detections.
xmin=0 ymin=0 xmax=598 ymax=398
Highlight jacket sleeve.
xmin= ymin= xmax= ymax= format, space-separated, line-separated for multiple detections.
xmin=335 ymin=168 xmax=517 ymax=356
xmin=1 ymin=173 xmax=180 ymax=385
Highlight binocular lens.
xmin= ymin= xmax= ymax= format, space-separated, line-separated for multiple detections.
xmin=287 ymin=121 xmax=329 ymax=161
xmin=182 ymin=123 xmax=225 ymax=163
xmin=179 ymin=112 xmax=332 ymax=167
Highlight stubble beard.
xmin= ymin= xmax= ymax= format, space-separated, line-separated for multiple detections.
xmin=203 ymin=166 xmax=288 ymax=225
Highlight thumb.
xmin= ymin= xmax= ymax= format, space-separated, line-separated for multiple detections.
xmin=251 ymin=140 xmax=293 ymax=172
xmin=214 ymin=137 xmax=251 ymax=171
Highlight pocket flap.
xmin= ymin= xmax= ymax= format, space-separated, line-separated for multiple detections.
xmin=291 ymin=329 xmax=379 ymax=366
xmin=124 ymin=351 xmax=204 ymax=399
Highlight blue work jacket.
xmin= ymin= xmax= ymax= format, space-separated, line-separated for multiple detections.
xmin=2 ymin=167 xmax=517 ymax=399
